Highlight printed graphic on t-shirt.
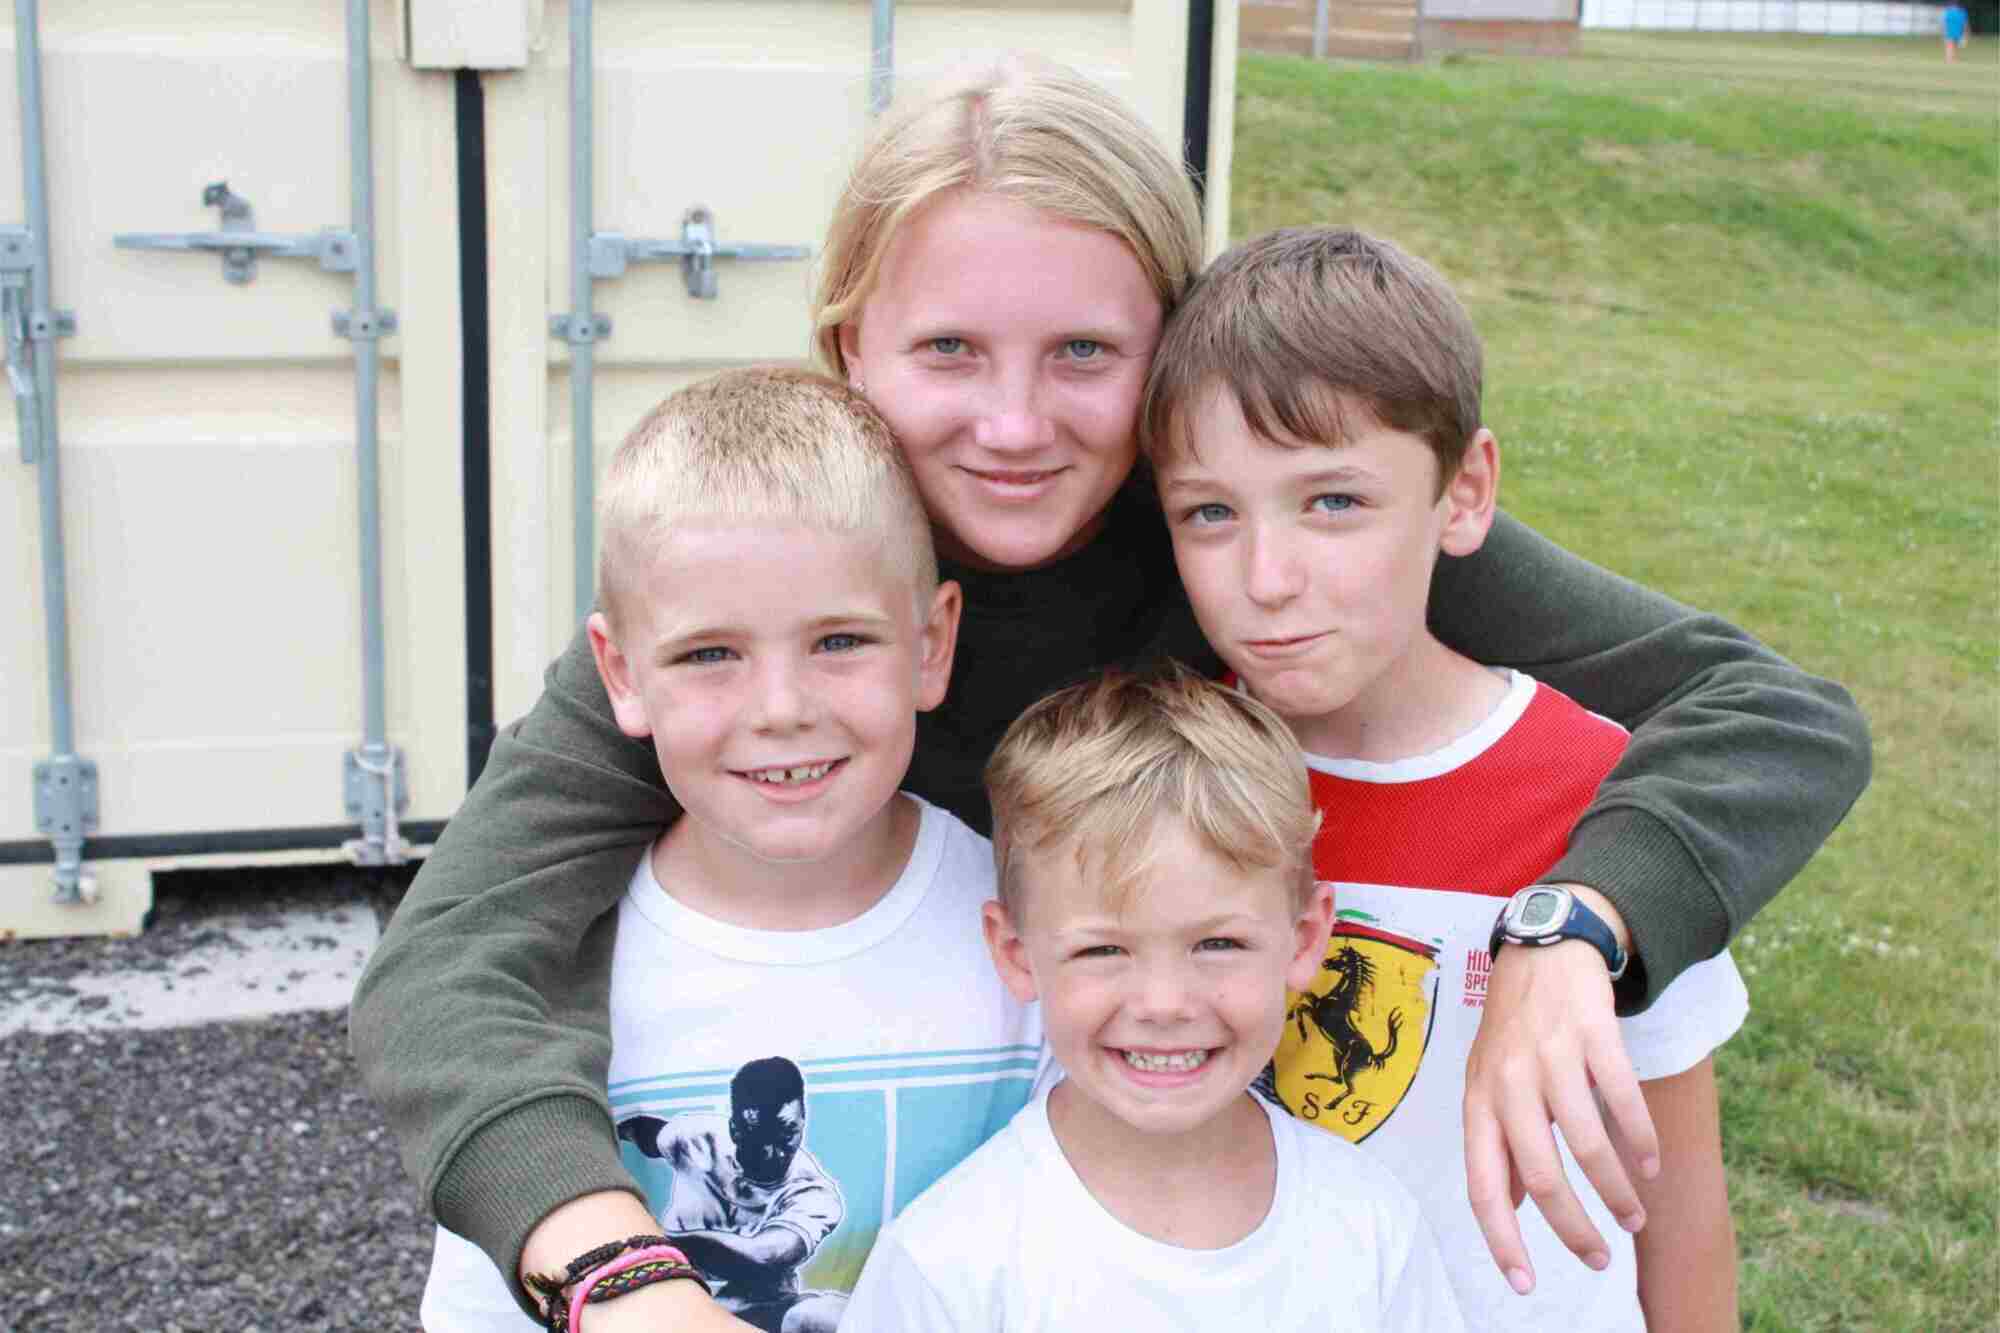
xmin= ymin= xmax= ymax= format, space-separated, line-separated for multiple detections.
xmin=612 ymin=1044 xmax=1039 ymax=1324
xmin=1271 ymin=912 xmax=1442 ymax=1142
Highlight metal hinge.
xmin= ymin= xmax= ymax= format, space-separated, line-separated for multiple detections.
xmin=34 ymin=755 xmax=100 ymax=905
xmin=342 ymin=744 xmax=411 ymax=866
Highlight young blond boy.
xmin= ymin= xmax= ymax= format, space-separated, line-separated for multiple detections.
xmin=1140 ymin=227 xmax=1749 ymax=1331
xmin=844 ymin=663 xmax=1463 ymax=1330
xmin=420 ymin=369 xmax=1045 ymax=1331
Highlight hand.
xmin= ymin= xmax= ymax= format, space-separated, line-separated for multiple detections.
xmin=523 ymin=1192 xmax=754 ymax=1332
xmin=1463 ymin=887 xmax=1659 ymax=1295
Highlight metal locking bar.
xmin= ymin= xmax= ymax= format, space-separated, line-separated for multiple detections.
xmin=115 ymin=181 xmax=361 ymax=285
xmin=872 ymin=0 xmax=895 ymax=114
xmin=12 ymin=0 xmax=96 ymax=904
xmin=548 ymin=0 xmax=817 ymax=623
xmin=589 ymin=208 xmax=812 ymax=301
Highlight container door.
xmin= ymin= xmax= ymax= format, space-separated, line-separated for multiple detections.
xmin=1 ymin=2 xmax=465 ymax=932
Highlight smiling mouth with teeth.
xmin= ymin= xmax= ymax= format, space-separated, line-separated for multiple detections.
xmin=1121 ymin=1048 xmax=1212 ymax=1073
xmin=741 ymin=760 xmax=840 ymax=786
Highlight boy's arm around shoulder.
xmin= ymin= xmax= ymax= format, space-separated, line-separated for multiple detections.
xmin=1430 ymin=511 xmax=1870 ymax=1007
xmin=349 ymin=626 xmax=680 ymax=1301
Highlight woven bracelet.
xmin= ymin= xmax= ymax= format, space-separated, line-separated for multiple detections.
xmin=564 ymin=1245 xmax=702 ymax=1332
xmin=525 ymin=1234 xmax=685 ymax=1331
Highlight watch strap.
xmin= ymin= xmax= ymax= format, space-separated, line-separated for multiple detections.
xmin=1490 ymin=884 xmax=1629 ymax=981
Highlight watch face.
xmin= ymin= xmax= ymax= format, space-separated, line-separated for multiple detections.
xmin=1516 ymin=888 xmax=1566 ymax=933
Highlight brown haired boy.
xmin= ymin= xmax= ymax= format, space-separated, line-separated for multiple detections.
xmin=1140 ymin=228 xmax=1749 ymax=1332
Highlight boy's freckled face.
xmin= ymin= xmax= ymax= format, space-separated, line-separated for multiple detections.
xmin=1158 ymin=391 xmax=1478 ymax=757
xmin=599 ymin=521 xmax=954 ymax=869
xmin=988 ymin=818 xmax=1330 ymax=1141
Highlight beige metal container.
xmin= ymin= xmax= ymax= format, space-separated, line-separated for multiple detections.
xmin=3 ymin=0 xmax=1237 ymax=939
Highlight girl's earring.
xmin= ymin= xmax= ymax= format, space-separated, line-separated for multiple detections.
xmin=851 ymin=379 xmax=866 ymax=396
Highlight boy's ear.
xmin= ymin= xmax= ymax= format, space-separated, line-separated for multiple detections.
xmin=914 ymin=580 xmax=963 ymax=713
xmin=1284 ymin=880 xmax=1338 ymax=993
xmin=982 ymin=899 xmax=1041 ymax=1005
xmin=1438 ymin=429 xmax=1500 ymax=558
xmin=586 ymin=611 xmax=656 ymax=740
xmin=837 ymin=323 xmax=863 ymax=386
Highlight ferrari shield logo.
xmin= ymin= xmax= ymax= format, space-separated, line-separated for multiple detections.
xmin=1272 ymin=915 xmax=1439 ymax=1143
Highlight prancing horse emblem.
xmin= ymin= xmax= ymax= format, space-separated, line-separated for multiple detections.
xmin=1290 ymin=945 xmax=1403 ymax=1115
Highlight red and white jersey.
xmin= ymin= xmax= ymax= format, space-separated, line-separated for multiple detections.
xmin=1271 ymin=670 xmax=1748 ymax=1332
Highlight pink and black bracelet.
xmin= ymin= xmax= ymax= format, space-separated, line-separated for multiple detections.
xmin=525 ymin=1234 xmax=706 ymax=1332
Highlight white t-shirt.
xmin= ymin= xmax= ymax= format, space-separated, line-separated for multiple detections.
xmin=1273 ymin=670 xmax=1750 ymax=1331
xmin=422 ymin=796 xmax=1045 ymax=1331
xmin=843 ymin=1082 xmax=1466 ymax=1331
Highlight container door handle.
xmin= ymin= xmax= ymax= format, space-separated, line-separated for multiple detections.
xmin=586 ymin=206 xmax=811 ymax=301
xmin=115 ymin=182 xmax=361 ymax=285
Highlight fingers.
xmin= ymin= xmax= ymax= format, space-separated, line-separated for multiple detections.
xmin=1592 ymin=1026 xmax=1661 ymax=1185
xmin=1497 ymin=1059 xmax=1611 ymax=1271
xmin=1465 ymin=937 xmax=1659 ymax=1285
xmin=1465 ymin=1091 xmax=1536 ymax=1295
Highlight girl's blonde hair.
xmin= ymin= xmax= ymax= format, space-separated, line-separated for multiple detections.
xmin=811 ymin=57 xmax=1206 ymax=376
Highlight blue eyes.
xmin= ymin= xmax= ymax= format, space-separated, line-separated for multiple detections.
xmin=1180 ymin=496 xmax=1356 ymax=526
xmin=919 ymin=337 xmax=1104 ymax=360
xmin=675 ymin=634 xmax=868 ymax=666
xmin=1070 ymin=938 xmax=1248 ymax=960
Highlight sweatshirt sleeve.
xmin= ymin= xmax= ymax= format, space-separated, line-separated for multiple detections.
xmin=1428 ymin=512 xmax=1871 ymax=1011
xmin=349 ymin=626 xmax=676 ymax=1308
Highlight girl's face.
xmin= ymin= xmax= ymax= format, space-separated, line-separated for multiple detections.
xmin=838 ymin=191 xmax=1166 ymax=572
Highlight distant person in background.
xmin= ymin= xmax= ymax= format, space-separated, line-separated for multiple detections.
xmin=1942 ymin=3 xmax=1969 ymax=59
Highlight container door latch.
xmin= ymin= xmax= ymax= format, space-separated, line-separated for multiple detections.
xmin=115 ymin=182 xmax=378 ymax=300
xmin=587 ymin=206 xmax=811 ymax=303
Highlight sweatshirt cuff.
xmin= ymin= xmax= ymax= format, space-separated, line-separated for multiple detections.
xmin=430 ymin=1094 xmax=645 ymax=1317
xmin=1546 ymin=806 xmax=1732 ymax=1015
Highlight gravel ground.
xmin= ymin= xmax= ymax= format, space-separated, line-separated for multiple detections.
xmin=0 ymin=864 xmax=437 ymax=1331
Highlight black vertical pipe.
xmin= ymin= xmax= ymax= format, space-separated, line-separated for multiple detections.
xmin=1183 ymin=0 xmax=1216 ymax=208
xmin=455 ymin=70 xmax=496 ymax=787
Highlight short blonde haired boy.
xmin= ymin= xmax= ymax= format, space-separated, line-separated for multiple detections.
xmin=844 ymin=662 xmax=1463 ymax=1331
xmin=984 ymin=658 xmax=1318 ymax=917
xmin=596 ymin=366 xmax=936 ymax=631
xmin=422 ymin=366 xmax=1058 ymax=1332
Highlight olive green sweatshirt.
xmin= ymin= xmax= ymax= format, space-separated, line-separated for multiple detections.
xmin=350 ymin=498 xmax=1869 ymax=1303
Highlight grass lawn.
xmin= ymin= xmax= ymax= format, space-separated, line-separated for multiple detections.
xmin=1230 ymin=32 xmax=1997 ymax=1330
